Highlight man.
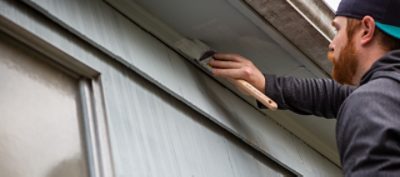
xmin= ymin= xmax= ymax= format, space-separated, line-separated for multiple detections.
xmin=208 ymin=0 xmax=400 ymax=176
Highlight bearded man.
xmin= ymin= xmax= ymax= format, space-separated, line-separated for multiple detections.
xmin=208 ymin=0 xmax=400 ymax=176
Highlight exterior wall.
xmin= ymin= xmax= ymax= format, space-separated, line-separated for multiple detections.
xmin=0 ymin=0 xmax=342 ymax=176
xmin=101 ymin=57 xmax=294 ymax=177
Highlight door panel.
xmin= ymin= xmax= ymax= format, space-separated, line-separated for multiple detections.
xmin=0 ymin=33 xmax=88 ymax=177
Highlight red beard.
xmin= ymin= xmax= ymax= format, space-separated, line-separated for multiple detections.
xmin=327 ymin=40 xmax=358 ymax=85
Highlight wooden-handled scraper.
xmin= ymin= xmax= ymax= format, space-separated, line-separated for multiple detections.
xmin=199 ymin=50 xmax=278 ymax=110
xmin=174 ymin=39 xmax=278 ymax=110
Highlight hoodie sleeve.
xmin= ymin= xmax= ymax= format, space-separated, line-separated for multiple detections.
xmin=337 ymin=78 xmax=400 ymax=176
xmin=259 ymin=74 xmax=354 ymax=118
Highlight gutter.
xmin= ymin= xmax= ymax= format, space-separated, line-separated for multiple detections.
xmin=244 ymin=0 xmax=335 ymax=74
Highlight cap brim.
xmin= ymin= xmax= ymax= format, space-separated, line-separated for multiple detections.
xmin=376 ymin=22 xmax=400 ymax=40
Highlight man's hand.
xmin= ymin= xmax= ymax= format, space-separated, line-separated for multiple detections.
xmin=208 ymin=53 xmax=265 ymax=93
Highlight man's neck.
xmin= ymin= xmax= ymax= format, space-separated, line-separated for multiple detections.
xmin=353 ymin=47 xmax=387 ymax=85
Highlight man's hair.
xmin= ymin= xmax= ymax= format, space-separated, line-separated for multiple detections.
xmin=346 ymin=18 xmax=400 ymax=51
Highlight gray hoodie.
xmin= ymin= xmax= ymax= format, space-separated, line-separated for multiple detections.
xmin=264 ymin=50 xmax=400 ymax=176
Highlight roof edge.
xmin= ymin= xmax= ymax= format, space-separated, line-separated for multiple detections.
xmin=244 ymin=0 xmax=335 ymax=74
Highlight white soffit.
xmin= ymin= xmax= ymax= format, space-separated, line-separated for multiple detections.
xmin=132 ymin=0 xmax=327 ymax=78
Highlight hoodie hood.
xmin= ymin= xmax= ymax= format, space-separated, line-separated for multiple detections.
xmin=360 ymin=50 xmax=400 ymax=85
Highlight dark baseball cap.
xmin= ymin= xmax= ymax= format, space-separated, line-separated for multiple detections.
xmin=336 ymin=0 xmax=400 ymax=39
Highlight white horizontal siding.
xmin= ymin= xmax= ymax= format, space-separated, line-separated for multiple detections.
xmin=102 ymin=62 xmax=292 ymax=176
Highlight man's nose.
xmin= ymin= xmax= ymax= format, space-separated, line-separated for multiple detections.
xmin=328 ymin=43 xmax=334 ymax=52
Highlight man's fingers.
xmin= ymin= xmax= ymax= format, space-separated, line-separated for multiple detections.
xmin=210 ymin=53 xmax=265 ymax=92
xmin=213 ymin=53 xmax=245 ymax=62
xmin=208 ymin=59 xmax=241 ymax=69
xmin=211 ymin=68 xmax=245 ymax=79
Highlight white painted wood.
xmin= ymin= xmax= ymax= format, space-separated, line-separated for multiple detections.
xmin=90 ymin=78 xmax=115 ymax=177
xmin=0 ymin=0 xmax=342 ymax=176
xmin=79 ymin=79 xmax=100 ymax=177
xmin=101 ymin=64 xmax=296 ymax=176
xmin=0 ymin=3 xmax=114 ymax=177
xmin=0 ymin=31 xmax=88 ymax=177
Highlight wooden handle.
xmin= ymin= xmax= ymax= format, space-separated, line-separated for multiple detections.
xmin=234 ymin=80 xmax=278 ymax=110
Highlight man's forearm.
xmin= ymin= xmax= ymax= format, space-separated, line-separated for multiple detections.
xmin=262 ymin=74 xmax=354 ymax=118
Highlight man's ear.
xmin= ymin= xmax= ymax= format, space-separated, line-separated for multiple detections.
xmin=360 ymin=16 xmax=376 ymax=45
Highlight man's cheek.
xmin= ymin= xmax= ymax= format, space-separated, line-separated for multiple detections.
xmin=327 ymin=51 xmax=335 ymax=63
